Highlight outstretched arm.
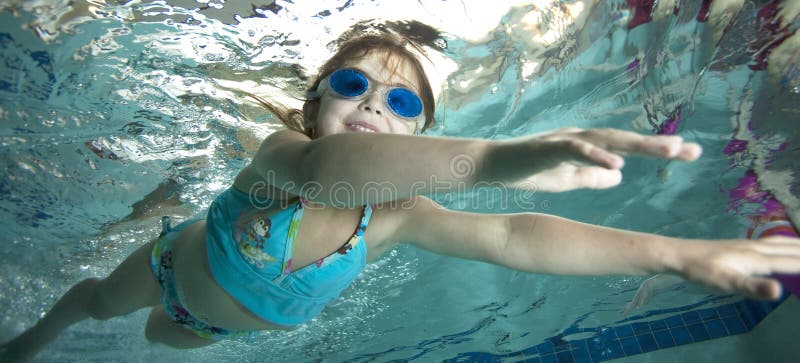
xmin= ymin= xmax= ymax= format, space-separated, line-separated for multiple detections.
xmin=246 ymin=128 xmax=701 ymax=207
xmin=394 ymin=197 xmax=800 ymax=300
xmin=247 ymin=129 xmax=490 ymax=207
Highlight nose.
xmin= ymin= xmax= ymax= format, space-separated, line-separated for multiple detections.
xmin=357 ymin=90 xmax=384 ymax=116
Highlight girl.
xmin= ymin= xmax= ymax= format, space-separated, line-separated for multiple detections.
xmin=3 ymin=33 xmax=799 ymax=362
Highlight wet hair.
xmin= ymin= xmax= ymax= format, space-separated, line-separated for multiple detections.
xmin=255 ymin=32 xmax=437 ymax=138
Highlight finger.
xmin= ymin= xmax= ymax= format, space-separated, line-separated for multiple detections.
xmin=764 ymin=256 xmax=800 ymax=274
xmin=561 ymin=139 xmax=625 ymax=169
xmin=736 ymin=276 xmax=783 ymax=300
xmin=627 ymin=135 xmax=684 ymax=158
xmin=572 ymin=167 xmax=623 ymax=189
xmin=760 ymin=236 xmax=800 ymax=245
xmin=532 ymin=126 xmax=583 ymax=138
xmin=558 ymin=127 xmax=583 ymax=134
xmin=584 ymin=130 xmax=699 ymax=160
xmin=628 ymin=136 xmax=701 ymax=161
xmin=677 ymin=142 xmax=702 ymax=161
xmin=582 ymin=129 xmax=679 ymax=157
xmin=748 ymin=245 xmax=800 ymax=258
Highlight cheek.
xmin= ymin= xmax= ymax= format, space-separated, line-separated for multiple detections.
xmin=317 ymin=98 xmax=349 ymax=119
xmin=313 ymin=98 xmax=352 ymax=135
xmin=388 ymin=120 xmax=416 ymax=134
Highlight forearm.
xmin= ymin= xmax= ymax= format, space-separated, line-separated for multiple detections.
xmin=502 ymin=213 xmax=682 ymax=276
xmin=479 ymin=137 xmax=549 ymax=184
xmin=304 ymin=133 xmax=491 ymax=206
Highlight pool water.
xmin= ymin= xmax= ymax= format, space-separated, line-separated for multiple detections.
xmin=0 ymin=1 xmax=798 ymax=362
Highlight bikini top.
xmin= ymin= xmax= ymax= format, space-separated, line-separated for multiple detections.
xmin=205 ymin=187 xmax=373 ymax=326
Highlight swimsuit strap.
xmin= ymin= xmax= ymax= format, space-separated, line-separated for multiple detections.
xmin=335 ymin=204 xmax=374 ymax=254
xmin=281 ymin=199 xmax=306 ymax=275
xmin=159 ymin=216 xmax=172 ymax=237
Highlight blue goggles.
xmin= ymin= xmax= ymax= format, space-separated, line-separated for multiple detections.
xmin=314 ymin=68 xmax=424 ymax=121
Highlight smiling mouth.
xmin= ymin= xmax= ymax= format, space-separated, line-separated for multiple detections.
xmin=345 ymin=122 xmax=378 ymax=133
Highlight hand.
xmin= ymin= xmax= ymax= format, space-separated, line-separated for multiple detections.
xmin=507 ymin=127 xmax=702 ymax=192
xmin=675 ymin=236 xmax=800 ymax=300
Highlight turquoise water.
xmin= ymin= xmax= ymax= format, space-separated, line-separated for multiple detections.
xmin=0 ymin=1 xmax=798 ymax=362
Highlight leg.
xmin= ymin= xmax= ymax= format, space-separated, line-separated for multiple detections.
xmin=86 ymin=238 xmax=161 ymax=319
xmin=144 ymin=306 xmax=216 ymax=349
xmin=1 ymin=239 xmax=161 ymax=362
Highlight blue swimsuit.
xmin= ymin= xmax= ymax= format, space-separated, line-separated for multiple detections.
xmin=150 ymin=186 xmax=374 ymax=340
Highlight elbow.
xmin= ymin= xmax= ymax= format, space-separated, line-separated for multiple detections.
xmin=496 ymin=212 xmax=539 ymax=271
xmin=490 ymin=213 xmax=515 ymax=267
xmin=294 ymin=140 xmax=316 ymax=187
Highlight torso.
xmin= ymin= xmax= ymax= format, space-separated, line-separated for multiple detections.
xmin=168 ymin=165 xmax=404 ymax=330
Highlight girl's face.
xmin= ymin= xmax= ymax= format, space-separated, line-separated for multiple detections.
xmin=310 ymin=51 xmax=423 ymax=137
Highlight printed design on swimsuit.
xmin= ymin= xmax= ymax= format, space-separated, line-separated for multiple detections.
xmin=160 ymin=250 xmax=173 ymax=271
xmin=234 ymin=210 xmax=277 ymax=269
xmin=170 ymin=303 xmax=192 ymax=325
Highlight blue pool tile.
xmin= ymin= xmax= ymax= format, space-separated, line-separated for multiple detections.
xmin=589 ymin=347 xmax=603 ymax=363
xmin=521 ymin=346 xmax=540 ymax=356
xmin=670 ymin=326 xmax=693 ymax=345
xmin=556 ymin=351 xmax=573 ymax=363
xmin=681 ymin=310 xmax=702 ymax=325
xmin=598 ymin=327 xmax=613 ymax=337
xmin=632 ymin=322 xmax=650 ymax=335
xmin=553 ymin=341 xmax=570 ymax=353
xmin=698 ymin=308 xmax=718 ymax=321
xmin=588 ymin=337 xmax=604 ymax=352
xmin=652 ymin=329 xmax=676 ymax=349
xmin=571 ymin=347 xmax=591 ymax=363
xmin=723 ymin=316 xmax=747 ymax=335
xmin=541 ymin=353 xmax=557 ymax=363
xmin=740 ymin=299 xmax=770 ymax=323
xmin=605 ymin=341 xmax=625 ymax=360
xmin=716 ymin=304 xmax=738 ymax=318
xmin=705 ymin=319 xmax=728 ymax=338
xmin=636 ymin=333 xmax=658 ymax=352
xmin=569 ymin=340 xmax=589 ymax=353
xmin=614 ymin=325 xmax=634 ymax=338
xmin=738 ymin=305 xmax=760 ymax=330
xmin=687 ymin=323 xmax=710 ymax=342
xmin=591 ymin=340 xmax=624 ymax=362
xmin=619 ymin=336 xmax=641 ymax=355
xmin=742 ymin=299 xmax=768 ymax=314
xmin=539 ymin=341 xmax=555 ymax=355
xmin=522 ymin=357 xmax=542 ymax=363
xmin=665 ymin=315 xmax=684 ymax=328
xmin=649 ymin=320 xmax=667 ymax=332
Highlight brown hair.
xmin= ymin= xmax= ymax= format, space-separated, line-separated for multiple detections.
xmin=254 ymin=32 xmax=437 ymax=137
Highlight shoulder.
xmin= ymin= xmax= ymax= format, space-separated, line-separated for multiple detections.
xmin=251 ymin=128 xmax=312 ymax=167
xmin=261 ymin=128 xmax=311 ymax=147
xmin=233 ymin=129 xmax=311 ymax=201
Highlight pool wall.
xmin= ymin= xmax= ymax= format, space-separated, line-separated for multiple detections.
xmin=441 ymin=294 xmax=797 ymax=362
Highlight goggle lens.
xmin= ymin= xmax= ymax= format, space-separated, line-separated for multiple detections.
xmin=329 ymin=69 xmax=368 ymax=97
xmin=387 ymin=88 xmax=423 ymax=118
xmin=327 ymin=69 xmax=423 ymax=120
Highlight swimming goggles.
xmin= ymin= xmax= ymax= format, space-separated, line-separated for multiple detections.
xmin=312 ymin=68 xmax=424 ymax=122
